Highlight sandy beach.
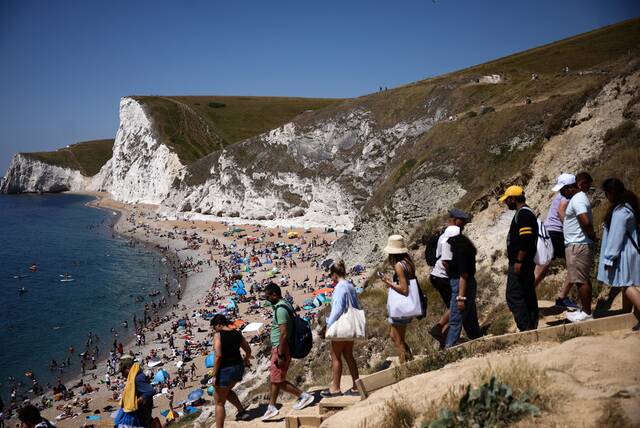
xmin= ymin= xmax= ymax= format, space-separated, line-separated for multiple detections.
xmin=6 ymin=192 xmax=367 ymax=428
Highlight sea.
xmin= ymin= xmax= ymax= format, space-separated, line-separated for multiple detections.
xmin=0 ymin=194 xmax=173 ymax=401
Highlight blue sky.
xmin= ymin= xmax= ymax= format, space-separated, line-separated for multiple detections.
xmin=0 ymin=0 xmax=638 ymax=172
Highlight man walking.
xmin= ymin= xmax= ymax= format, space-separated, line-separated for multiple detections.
xmin=500 ymin=185 xmax=539 ymax=331
xmin=444 ymin=215 xmax=483 ymax=348
xmin=559 ymin=172 xmax=596 ymax=322
xmin=262 ymin=283 xmax=314 ymax=421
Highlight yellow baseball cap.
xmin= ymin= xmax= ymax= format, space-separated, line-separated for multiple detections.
xmin=499 ymin=185 xmax=524 ymax=202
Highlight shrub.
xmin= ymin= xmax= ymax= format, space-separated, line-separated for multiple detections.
xmin=207 ymin=101 xmax=226 ymax=108
xmin=479 ymin=106 xmax=495 ymax=115
xmin=424 ymin=377 xmax=539 ymax=428
xmin=596 ymin=400 xmax=633 ymax=428
xmin=464 ymin=110 xmax=477 ymax=118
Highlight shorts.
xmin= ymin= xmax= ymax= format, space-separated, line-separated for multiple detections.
xmin=549 ymin=231 xmax=565 ymax=259
xmin=388 ymin=317 xmax=413 ymax=326
xmin=216 ymin=364 xmax=244 ymax=387
xmin=566 ymin=244 xmax=593 ymax=284
xmin=429 ymin=275 xmax=452 ymax=308
xmin=270 ymin=348 xmax=291 ymax=383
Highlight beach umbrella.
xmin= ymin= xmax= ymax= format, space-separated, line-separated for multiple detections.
xmin=152 ymin=370 xmax=169 ymax=385
xmin=313 ymin=287 xmax=334 ymax=296
xmin=187 ymin=389 xmax=204 ymax=403
xmin=204 ymin=353 xmax=215 ymax=368
xmin=235 ymin=288 xmax=247 ymax=296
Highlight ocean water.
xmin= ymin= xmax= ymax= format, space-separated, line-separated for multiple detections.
xmin=0 ymin=194 xmax=172 ymax=400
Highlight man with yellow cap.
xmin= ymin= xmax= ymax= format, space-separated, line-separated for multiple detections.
xmin=499 ymin=185 xmax=540 ymax=331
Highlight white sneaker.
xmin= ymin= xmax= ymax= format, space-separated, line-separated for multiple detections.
xmin=292 ymin=392 xmax=314 ymax=411
xmin=261 ymin=405 xmax=279 ymax=421
xmin=566 ymin=310 xmax=593 ymax=323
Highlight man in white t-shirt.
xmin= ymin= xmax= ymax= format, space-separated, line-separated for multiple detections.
xmin=428 ymin=209 xmax=470 ymax=346
xmin=559 ymin=172 xmax=595 ymax=322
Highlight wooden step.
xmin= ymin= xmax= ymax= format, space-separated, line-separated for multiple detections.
xmin=318 ymin=395 xmax=362 ymax=415
xmin=284 ymin=414 xmax=327 ymax=428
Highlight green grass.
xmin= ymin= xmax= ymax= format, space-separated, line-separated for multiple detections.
xmin=23 ymin=139 xmax=114 ymax=176
xmin=135 ymin=95 xmax=346 ymax=165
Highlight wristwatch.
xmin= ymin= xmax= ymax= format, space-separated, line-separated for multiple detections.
xmin=456 ymin=296 xmax=467 ymax=301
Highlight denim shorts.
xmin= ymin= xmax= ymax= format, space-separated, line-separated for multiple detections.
xmin=216 ymin=364 xmax=244 ymax=387
xmin=388 ymin=317 xmax=413 ymax=326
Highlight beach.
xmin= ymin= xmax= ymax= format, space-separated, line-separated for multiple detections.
xmin=17 ymin=192 xmax=367 ymax=427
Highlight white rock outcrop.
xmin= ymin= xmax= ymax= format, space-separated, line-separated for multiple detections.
xmin=0 ymin=153 xmax=88 ymax=194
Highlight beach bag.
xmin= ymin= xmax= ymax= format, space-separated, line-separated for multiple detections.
xmin=518 ymin=207 xmax=554 ymax=266
xmin=325 ymin=293 xmax=366 ymax=341
xmin=424 ymin=230 xmax=443 ymax=267
xmin=387 ymin=277 xmax=423 ymax=318
xmin=275 ymin=303 xmax=313 ymax=359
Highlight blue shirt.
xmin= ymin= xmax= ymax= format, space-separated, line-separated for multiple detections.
xmin=597 ymin=204 xmax=640 ymax=286
xmin=135 ymin=372 xmax=156 ymax=425
xmin=564 ymin=191 xmax=593 ymax=245
xmin=326 ymin=279 xmax=360 ymax=328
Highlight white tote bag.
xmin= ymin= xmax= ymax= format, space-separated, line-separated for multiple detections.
xmin=325 ymin=295 xmax=366 ymax=341
xmin=387 ymin=278 xmax=422 ymax=318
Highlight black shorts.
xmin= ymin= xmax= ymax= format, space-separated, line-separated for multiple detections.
xmin=549 ymin=231 xmax=565 ymax=259
xmin=429 ymin=275 xmax=452 ymax=308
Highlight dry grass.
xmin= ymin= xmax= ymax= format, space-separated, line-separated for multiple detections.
xmin=374 ymin=398 xmax=417 ymax=428
xmin=24 ymin=139 xmax=114 ymax=176
xmin=596 ymin=400 xmax=633 ymax=428
xmin=420 ymin=359 xmax=557 ymax=425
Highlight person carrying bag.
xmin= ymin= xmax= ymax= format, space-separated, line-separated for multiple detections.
xmin=321 ymin=261 xmax=363 ymax=398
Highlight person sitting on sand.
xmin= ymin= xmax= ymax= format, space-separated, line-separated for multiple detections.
xmin=210 ymin=314 xmax=252 ymax=427
xmin=17 ymin=404 xmax=55 ymax=428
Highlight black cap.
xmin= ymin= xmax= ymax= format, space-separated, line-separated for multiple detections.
xmin=448 ymin=208 xmax=471 ymax=221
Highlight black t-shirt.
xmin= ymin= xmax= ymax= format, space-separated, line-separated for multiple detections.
xmin=219 ymin=329 xmax=243 ymax=369
xmin=446 ymin=234 xmax=477 ymax=279
xmin=507 ymin=206 xmax=538 ymax=265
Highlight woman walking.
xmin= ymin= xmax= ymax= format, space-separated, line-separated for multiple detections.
xmin=380 ymin=235 xmax=419 ymax=363
xmin=210 ymin=314 xmax=252 ymax=427
xmin=321 ymin=261 xmax=361 ymax=398
xmin=597 ymin=178 xmax=640 ymax=331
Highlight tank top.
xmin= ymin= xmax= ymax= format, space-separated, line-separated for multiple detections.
xmin=219 ymin=329 xmax=243 ymax=369
xmin=544 ymin=193 xmax=565 ymax=233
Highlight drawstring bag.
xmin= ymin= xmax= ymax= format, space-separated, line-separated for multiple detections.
xmin=387 ymin=277 xmax=423 ymax=318
xmin=325 ymin=294 xmax=366 ymax=341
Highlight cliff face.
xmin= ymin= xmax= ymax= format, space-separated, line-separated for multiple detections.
xmin=95 ymin=97 xmax=186 ymax=204
xmin=0 ymin=154 xmax=88 ymax=194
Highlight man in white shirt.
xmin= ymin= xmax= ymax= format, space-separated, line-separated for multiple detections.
xmin=428 ymin=209 xmax=470 ymax=346
xmin=559 ymin=172 xmax=595 ymax=322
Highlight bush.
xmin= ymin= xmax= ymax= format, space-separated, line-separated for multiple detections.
xmin=207 ymin=101 xmax=226 ymax=108
xmin=464 ymin=110 xmax=477 ymax=118
xmin=479 ymin=106 xmax=495 ymax=115
xmin=425 ymin=377 xmax=539 ymax=428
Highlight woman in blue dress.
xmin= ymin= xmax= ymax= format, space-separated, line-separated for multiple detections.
xmin=597 ymin=178 xmax=640 ymax=331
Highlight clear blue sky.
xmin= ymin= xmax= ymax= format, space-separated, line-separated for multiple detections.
xmin=0 ymin=0 xmax=638 ymax=172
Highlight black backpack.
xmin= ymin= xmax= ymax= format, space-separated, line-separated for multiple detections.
xmin=275 ymin=302 xmax=313 ymax=359
xmin=425 ymin=230 xmax=444 ymax=267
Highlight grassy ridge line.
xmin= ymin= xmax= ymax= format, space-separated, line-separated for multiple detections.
xmin=22 ymin=139 xmax=114 ymax=176
xmin=135 ymin=95 xmax=348 ymax=165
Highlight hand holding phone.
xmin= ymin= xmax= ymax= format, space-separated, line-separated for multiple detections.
xmin=377 ymin=271 xmax=385 ymax=279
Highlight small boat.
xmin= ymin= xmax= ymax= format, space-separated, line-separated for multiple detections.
xmin=13 ymin=275 xmax=28 ymax=279
xmin=60 ymin=278 xmax=75 ymax=283
xmin=60 ymin=273 xmax=74 ymax=282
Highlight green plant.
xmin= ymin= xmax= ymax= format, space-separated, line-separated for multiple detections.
xmin=425 ymin=377 xmax=540 ymax=428
xmin=207 ymin=101 xmax=226 ymax=108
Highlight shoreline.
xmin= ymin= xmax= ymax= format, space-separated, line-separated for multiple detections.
xmin=21 ymin=192 xmax=364 ymax=427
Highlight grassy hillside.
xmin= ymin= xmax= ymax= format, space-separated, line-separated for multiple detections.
xmin=134 ymin=95 xmax=346 ymax=165
xmin=23 ymin=139 xmax=114 ymax=176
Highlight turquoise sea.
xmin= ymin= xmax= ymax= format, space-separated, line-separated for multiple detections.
xmin=0 ymin=194 xmax=172 ymax=400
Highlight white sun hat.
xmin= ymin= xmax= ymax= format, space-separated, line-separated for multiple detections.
xmin=384 ymin=235 xmax=409 ymax=254
xmin=552 ymin=173 xmax=576 ymax=192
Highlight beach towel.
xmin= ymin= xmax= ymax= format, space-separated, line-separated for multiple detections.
xmin=120 ymin=363 xmax=140 ymax=412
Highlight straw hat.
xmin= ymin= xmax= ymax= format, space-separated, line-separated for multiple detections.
xmin=384 ymin=235 xmax=409 ymax=254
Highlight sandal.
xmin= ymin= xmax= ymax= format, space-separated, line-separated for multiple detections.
xmin=320 ymin=389 xmax=342 ymax=398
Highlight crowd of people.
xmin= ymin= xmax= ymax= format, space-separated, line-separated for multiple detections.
xmin=3 ymin=172 xmax=638 ymax=428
